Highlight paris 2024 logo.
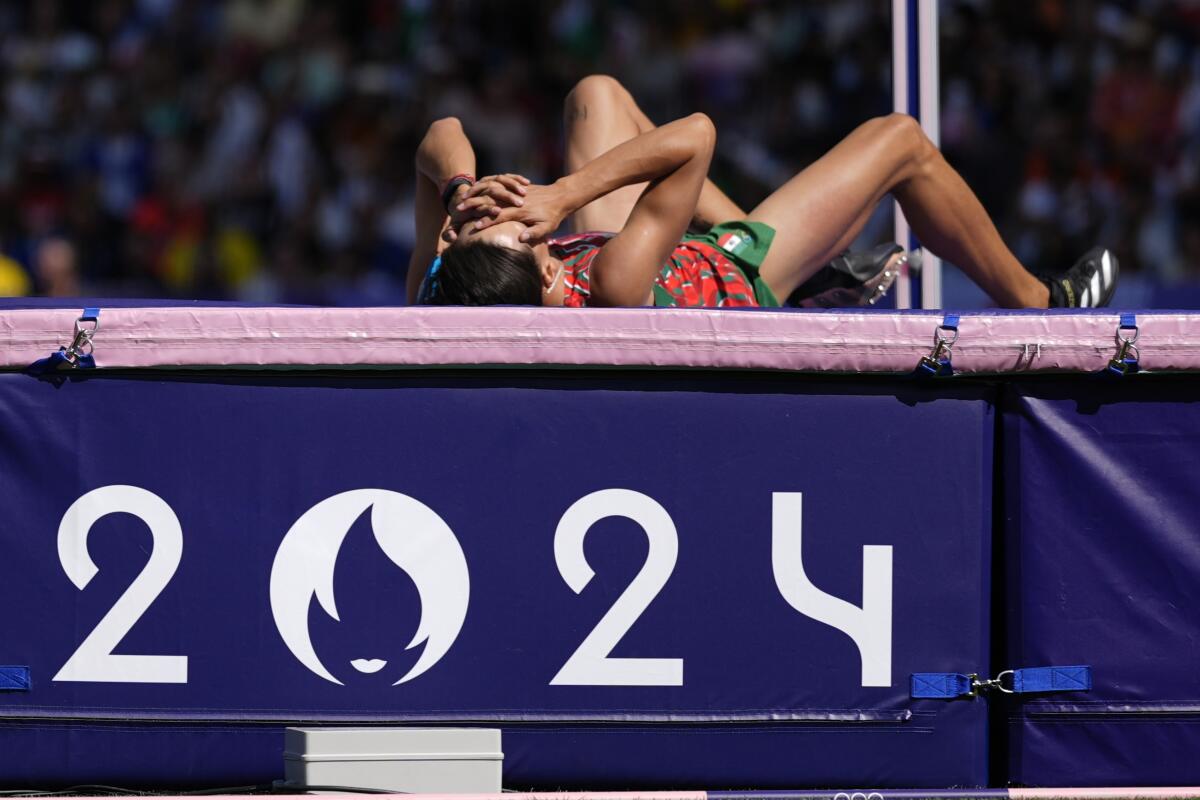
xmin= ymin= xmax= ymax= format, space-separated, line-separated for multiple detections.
xmin=268 ymin=489 xmax=470 ymax=685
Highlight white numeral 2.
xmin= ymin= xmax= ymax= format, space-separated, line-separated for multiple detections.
xmin=551 ymin=489 xmax=682 ymax=686
xmin=54 ymin=485 xmax=187 ymax=683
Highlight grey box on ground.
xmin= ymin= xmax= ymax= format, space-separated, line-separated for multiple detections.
xmin=283 ymin=727 xmax=503 ymax=793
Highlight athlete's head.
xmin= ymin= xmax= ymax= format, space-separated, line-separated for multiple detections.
xmin=418 ymin=219 xmax=565 ymax=306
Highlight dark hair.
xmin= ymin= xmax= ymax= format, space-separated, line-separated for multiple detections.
xmin=420 ymin=241 xmax=542 ymax=306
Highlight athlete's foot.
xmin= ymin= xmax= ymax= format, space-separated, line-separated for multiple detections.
xmin=789 ymin=243 xmax=911 ymax=308
xmin=1041 ymin=247 xmax=1120 ymax=308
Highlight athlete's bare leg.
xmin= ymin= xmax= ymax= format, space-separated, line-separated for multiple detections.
xmin=748 ymin=113 xmax=1049 ymax=307
xmin=564 ymin=75 xmax=744 ymax=232
xmin=564 ymin=77 xmax=645 ymax=233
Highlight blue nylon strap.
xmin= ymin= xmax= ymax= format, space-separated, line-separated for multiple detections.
xmin=1119 ymin=312 xmax=1137 ymax=329
xmin=0 ymin=666 xmax=30 ymax=691
xmin=911 ymin=672 xmax=973 ymax=699
xmin=28 ymin=351 xmax=70 ymax=372
xmin=25 ymin=350 xmax=95 ymax=377
xmin=81 ymin=307 xmax=100 ymax=322
xmin=1012 ymin=665 xmax=1092 ymax=693
xmin=942 ymin=313 xmax=960 ymax=330
xmin=911 ymin=666 xmax=1092 ymax=699
xmin=914 ymin=359 xmax=947 ymax=377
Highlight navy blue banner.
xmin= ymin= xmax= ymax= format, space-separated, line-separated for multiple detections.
xmin=0 ymin=371 xmax=993 ymax=787
xmin=1003 ymin=378 xmax=1200 ymax=787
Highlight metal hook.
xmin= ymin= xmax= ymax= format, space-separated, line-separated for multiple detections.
xmin=1107 ymin=314 xmax=1140 ymax=376
xmin=60 ymin=312 xmax=100 ymax=367
xmin=917 ymin=315 xmax=960 ymax=376
xmin=1019 ymin=343 xmax=1043 ymax=369
xmin=970 ymin=669 xmax=1015 ymax=696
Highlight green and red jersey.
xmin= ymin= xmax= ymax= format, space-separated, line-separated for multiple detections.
xmin=550 ymin=221 xmax=780 ymax=308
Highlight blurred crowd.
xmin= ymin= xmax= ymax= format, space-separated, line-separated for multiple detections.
xmin=0 ymin=0 xmax=1196 ymax=304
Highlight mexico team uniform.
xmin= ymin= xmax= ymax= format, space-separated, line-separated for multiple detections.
xmin=550 ymin=221 xmax=780 ymax=308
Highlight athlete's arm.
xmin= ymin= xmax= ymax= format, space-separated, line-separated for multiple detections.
xmin=693 ymin=179 xmax=745 ymax=230
xmin=479 ymin=114 xmax=715 ymax=306
xmin=407 ymin=117 xmax=476 ymax=302
xmin=617 ymin=85 xmax=745 ymax=229
xmin=584 ymin=114 xmax=714 ymax=305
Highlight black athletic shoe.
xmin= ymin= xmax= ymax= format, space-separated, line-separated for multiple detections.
xmin=788 ymin=243 xmax=911 ymax=308
xmin=1043 ymin=247 xmax=1119 ymax=308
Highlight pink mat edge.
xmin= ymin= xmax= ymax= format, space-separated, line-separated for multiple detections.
xmin=4 ymin=306 xmax=1200 ymax=374
xmin=31 ymin=791 xmax=1200 ymax=799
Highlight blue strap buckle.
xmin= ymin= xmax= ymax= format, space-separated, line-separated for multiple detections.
xmin=0 ymin=666 xmax=30 ymax=691
xmin=916 ymin=314 xmax=959 ymax=377
xmin=911 ymin=671 xmax=974 ymax=699
xmin=1011 ymin=665 xmax=1092 ymax=693
xmin=911 ymin=665 xmax=1092 ymax=699
xmin=27 ymin=307 xmax=100 ymax=375
xmin=1106 ymin=313 xmax=1139 ymax=376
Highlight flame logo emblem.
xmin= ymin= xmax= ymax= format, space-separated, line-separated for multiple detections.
xmin=270 ymin=489 xmax=469 ymax=685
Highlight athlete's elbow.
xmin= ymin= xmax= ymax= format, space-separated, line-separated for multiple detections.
xmin=416 ymin=117 xmax=465 ymax=167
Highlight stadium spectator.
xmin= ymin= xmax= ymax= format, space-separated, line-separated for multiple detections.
xmin=0 ymin=1 xmax=1192 ymax=304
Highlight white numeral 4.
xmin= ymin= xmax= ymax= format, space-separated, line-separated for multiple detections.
xmin=772 ymin=492 xmax=892 ymax=687
xmin=54 ymin=485 xmax=187 ymax=684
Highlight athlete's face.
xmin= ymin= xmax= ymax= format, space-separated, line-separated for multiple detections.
xmin=458 ymin=218 xmax=532 ymax=253
xmin=457 ymin=219 xmax=561 ymax=305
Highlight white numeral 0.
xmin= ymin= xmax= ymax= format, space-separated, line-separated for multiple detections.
xmin=54 ymin=485 xmax=187 ymax=683
xmin=551 ymin=489 xmax=682 ymax=686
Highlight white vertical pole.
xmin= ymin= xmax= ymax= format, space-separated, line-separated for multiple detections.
xmin=917 ymin=0 xmax=942 ymax=309
xmin=891 ymin=0 xmax=912 ymax=310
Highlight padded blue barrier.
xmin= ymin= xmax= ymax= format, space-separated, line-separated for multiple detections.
xmin=1001 ymin=378 xmax=1200 ymax=787
xmin=0 ymin=371 xmax=994 ymax=789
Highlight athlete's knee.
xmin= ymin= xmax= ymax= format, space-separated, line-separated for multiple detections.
xmin=868 ymin=113 xmax=937 ymax=171
xmin=571 ymin=74 xmax=626 ymax=96
xmin=686 ymin=112 xmax=717 ymax=154
xmin=866 ymin=112 xmax=919 ymax=145
xmin=566 ymin=74 xmax=626 ymax=111
xmin=423 ymin=116 xmax=462 ymax=136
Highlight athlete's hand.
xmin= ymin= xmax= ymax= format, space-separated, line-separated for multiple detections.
xmin=442 ymin=174 xmax=531 ymax=243
xmin=467 ymin=174 xmax=530 ymax=206
xmin=472 ymin=182 xmax=569 ymax=243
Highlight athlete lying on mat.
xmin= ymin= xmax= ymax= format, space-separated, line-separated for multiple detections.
xmin=408 ymin=75 xmax=1117 ymax=309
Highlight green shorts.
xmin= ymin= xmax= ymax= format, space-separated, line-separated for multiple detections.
xmin=679 ymin=220 xmax=780 ymax=307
